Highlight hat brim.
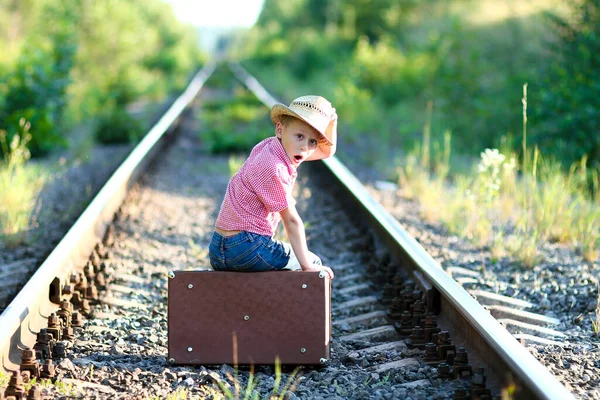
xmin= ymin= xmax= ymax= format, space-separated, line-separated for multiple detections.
xmin=270 ymin=103 xmax=334 ymax=146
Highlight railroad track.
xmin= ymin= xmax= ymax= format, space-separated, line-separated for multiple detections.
xmin=0 ymin=62 xmax=575 ymax=399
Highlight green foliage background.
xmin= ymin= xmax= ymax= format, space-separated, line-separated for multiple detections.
xmin=532 ymin=0 xmax=600 ymax=165
xmin=230 ymin=0 xmax=599 ymax=171
xmin=0 ymin=0 xmax=205 ymax=156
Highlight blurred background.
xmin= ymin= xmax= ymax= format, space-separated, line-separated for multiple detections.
xmin=1 ymin=0 xmax=598 ymax=169
xmin=225 ymin=0 xmax=598 ymax=173
xmin=0 ymin=0 xmax=598 ymax=258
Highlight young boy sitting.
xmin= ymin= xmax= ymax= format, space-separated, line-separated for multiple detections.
xmin=209 ymin=95 xmax=337 ymax=279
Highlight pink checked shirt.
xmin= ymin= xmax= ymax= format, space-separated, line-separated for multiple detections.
xmin=215 ymin=137 xmax=298 ymax=236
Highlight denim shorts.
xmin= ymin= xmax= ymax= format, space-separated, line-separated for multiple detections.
xmin=209 ymin=231 xmax=291 ymax=272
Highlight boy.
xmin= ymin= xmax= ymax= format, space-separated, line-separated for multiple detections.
xmin=209 ymin=95 xmax=337 ymax=279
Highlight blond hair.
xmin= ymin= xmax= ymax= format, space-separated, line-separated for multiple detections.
xmin=278 ymin=115 xmax=327 ymax=144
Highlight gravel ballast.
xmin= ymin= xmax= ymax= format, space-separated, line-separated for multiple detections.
xmin=21 ymin=91 xmax=449 ymax=399
xmin=1 ymin=80 xmax=598 ymax=399
xmin=365 ymin=185 xmax=600 ymax=399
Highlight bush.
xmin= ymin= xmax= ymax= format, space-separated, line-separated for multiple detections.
xmin=205 ymin=125 xmax=268 ymax=154
xmin=0 ymin=121 xmax=46 ymax=247
xmin=352 ymin=36 xmax=435 ymax=106
xmin=287 ymin=32 xmax=333 ymax=80
xmin=533 ymin=0 xmax=600 ymax=165
xmin=94 ymin=109 xmax=143 ymax=144
xmin=0 ymin=31 xmax=76 ymax=156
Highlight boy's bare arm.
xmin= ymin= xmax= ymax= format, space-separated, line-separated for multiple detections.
xmin=280 ymin=205 xmax=334 ymax=278
xmin=280 ymin=204 xmax=312 ymax=267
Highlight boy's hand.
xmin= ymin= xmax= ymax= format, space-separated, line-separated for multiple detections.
xmin=329 ymin=108 xmax=338 ymax=129
xmin=303 ymin=264 xmax=335 ymax=279
xmin=306 ymin=107 xmax=337 ymax=161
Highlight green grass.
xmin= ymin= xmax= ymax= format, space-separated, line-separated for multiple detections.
xmin=0 ymin=370 xmax=76 ymax=397
xmin=214 ymin=356 xmax=300 ymax=400
xmin=148 ymin=387 xmax=188 ymax=400
xmin=199 ymin=67 xmax=272 ymax=155
xmin=591 ymin=284 xmax=600 ymax=337
xmin=0 ymin=123 xmax=46 ymax=248
xmin=0 ymin=369 xmax=8 ymax=387
xmin=397 ymin=86 xmax=599 ymax=266
xmin=228 ymin=155 xmax=245 ymax=178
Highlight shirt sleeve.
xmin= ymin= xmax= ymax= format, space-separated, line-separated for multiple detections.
xmin=247 ymin=162 xmax=293 ymax=213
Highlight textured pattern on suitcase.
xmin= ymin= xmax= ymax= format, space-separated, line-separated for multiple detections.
xmin=168 ymin=270 xmax=331 ymax=365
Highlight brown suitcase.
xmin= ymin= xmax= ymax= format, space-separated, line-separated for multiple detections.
xmin=167 ymin=270 xmax=331 ymax=365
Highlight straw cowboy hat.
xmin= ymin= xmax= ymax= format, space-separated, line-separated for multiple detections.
xmin=271 ymin=95 xmax=337 ymax=160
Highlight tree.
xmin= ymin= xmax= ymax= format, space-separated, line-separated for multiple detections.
xmin=534 ymin=0 xmax=600 ymax=165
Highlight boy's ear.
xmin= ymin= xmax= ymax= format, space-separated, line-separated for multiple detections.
xmin=275 ymin=121 xmax=283 ymax=138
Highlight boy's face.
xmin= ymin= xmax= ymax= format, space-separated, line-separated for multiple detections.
xmin=276 ymin=118 xmax=320 ymax=167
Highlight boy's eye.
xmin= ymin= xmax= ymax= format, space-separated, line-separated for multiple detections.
xmin=309 ymin=139 xmax=318 ymax=146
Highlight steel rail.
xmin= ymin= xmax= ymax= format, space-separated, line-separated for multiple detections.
xmin=0 ymin=62 xmax=215 ymax=372
xmin=230 ymin=62 xmax=574 ymax=400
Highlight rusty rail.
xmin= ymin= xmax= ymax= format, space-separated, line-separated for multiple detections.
xmin=0 ymin=62 xmax=215 ymax=372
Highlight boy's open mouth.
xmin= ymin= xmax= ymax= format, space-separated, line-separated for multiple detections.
xmin=293 ymin=155 xmax=303 ymax=162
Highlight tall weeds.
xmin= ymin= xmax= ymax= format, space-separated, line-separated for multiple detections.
xmin=215 ymin=335 xmax=301 ymax=400
xmin=0 ymin=119 xmax=46 ymax=247
xmin=507 ymin=83 xmax=541 ymax=267
xmin=397 ymin=85 xmax=599 ymax=266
